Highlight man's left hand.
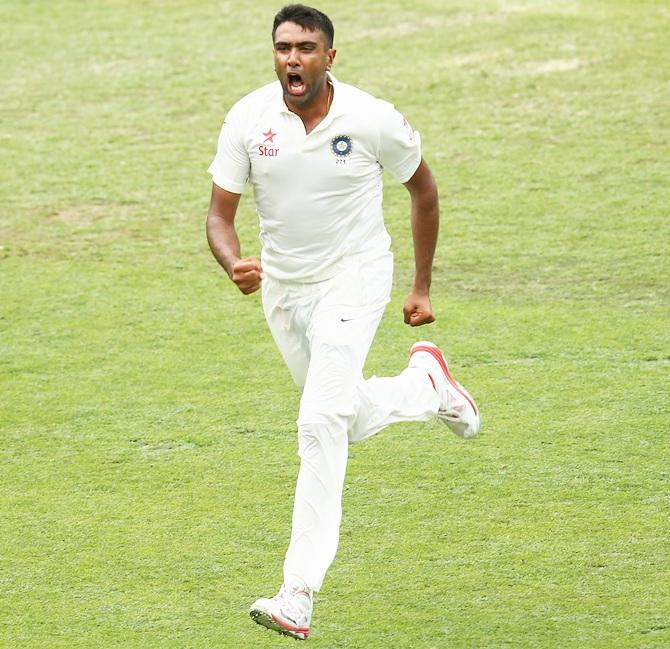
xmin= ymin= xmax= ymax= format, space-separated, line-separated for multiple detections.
xmin=403 ymin=291 xmax=436 ymax=327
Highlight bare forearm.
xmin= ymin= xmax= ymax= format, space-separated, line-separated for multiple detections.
xmin=206 ymin=185 xmax=262 ymax=294
xmin=206 ymin=213 xmax=241 ymax=279
xmin=400 ymin=159 xmax=439 ymax=326
xmin=410 ymin=190 xmax=439 ymax=293
xmin=406 ymin=160 xmax=439 ymax=294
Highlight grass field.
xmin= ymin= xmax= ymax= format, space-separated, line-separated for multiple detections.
xmin=1 ymin=0 xmax=669 ymax=647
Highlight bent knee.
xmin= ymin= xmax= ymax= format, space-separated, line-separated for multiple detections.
xmin=297 ymin=411 xmax=354 ymax=436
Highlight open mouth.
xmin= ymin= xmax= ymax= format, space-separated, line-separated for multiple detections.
xmin=287 ymin=72 xmax=306 ymax=96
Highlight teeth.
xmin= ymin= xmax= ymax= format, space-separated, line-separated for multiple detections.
xmin=287 ymin=73 xmax=305 ymax=94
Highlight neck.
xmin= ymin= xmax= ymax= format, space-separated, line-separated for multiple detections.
xmin=286 ymin=78 xmax=333 ymax=134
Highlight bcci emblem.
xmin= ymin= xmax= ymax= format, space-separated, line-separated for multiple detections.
xmin=331 ymin=135 xmax=353 ymax=158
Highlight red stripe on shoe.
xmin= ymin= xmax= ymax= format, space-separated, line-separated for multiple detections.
xmin=410 ymin=345 xmax=478 ymax=415
xmin=271 ymin=614 xmax=310 ymax=638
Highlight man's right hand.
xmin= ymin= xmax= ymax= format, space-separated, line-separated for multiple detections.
xmin=231 ymin=257 xmax=264 ymax=294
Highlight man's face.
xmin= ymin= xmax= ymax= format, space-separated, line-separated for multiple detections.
xmin=273 ymin=21 xmax=335 ymax=110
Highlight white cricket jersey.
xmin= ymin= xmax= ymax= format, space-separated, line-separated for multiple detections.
xmin=208 ymin=74 xmax=422 ymax=282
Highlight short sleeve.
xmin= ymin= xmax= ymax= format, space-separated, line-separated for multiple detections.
xmin=207 ymin=101 xmax=250 ymax=194
xmin=377 ymin=101 xmax=422 ymax=183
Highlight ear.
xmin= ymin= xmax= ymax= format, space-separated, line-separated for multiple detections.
xmin=326 ymin=48 xmax=336 ymax=70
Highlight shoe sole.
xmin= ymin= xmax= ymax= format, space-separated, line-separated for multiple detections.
xmin=250 ymin=608 xmax=309 ymax=640
xmin=410 ymin=342 xmax=480 ymax=436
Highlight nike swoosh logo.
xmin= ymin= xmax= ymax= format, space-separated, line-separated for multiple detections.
xmin=340 ymin=317 xmax=354 ymax=322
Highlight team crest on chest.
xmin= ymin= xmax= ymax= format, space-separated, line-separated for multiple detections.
xmin=331 ymin=135 xmax=353 ymax=158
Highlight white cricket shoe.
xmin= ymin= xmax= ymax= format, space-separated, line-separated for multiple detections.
xmin=249 ymin=583 xmax=313 ymax=640
xmin=409 ymin=341 xmax=480 ymax=438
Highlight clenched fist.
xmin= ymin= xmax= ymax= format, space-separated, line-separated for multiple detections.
xmin=232 ymin=257 xmax=264 ymax=294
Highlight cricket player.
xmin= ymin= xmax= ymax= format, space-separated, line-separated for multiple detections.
xmin=206 ymin=3 xmax=480 ymax=640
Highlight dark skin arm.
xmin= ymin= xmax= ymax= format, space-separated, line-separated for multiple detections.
xmin=402 ymin=158 xmax=439 ymax=326
xmin=206 ymin=183 xmax=263 ymax=294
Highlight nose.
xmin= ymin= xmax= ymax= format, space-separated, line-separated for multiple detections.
xmin=287 ymin=46 xmax=299 ymax=66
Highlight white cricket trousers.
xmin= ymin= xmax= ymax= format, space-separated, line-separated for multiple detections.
xmin=261 ymin=252 xmax=440 ymax=592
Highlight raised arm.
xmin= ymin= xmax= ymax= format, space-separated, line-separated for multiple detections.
xmin=206 ymin=183 xmax=263 ymax=294
xmin=402 ymin=158 xmax=439 ymax=326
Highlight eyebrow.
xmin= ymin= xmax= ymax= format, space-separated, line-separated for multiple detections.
xmin=274 ymin=40 xmax=319 ymax=47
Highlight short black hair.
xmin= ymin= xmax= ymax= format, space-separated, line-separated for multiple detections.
xmin=272 ymin=4 xmax=335 ymax=48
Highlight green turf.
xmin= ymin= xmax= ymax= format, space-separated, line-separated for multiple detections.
xmin=1 ymin=1 xmax=668 ymax=647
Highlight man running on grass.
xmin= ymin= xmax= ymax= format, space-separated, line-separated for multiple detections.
xmin=206 ymin=3 xmax=480 ymax=640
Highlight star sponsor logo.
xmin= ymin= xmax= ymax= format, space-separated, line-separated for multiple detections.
xmin=331 ymin=135 xmax=353 ymax=158
xmin=259 ymin=127 xmax=279 ymax=157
